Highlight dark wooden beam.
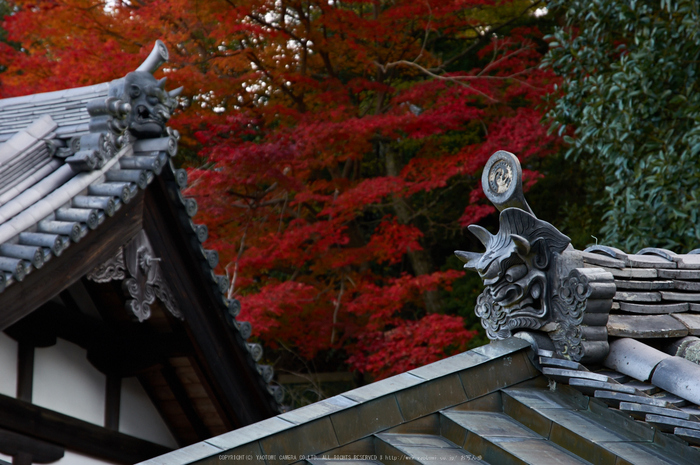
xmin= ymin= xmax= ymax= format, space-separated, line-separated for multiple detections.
xmin=143 ymin=175 xmax=277 ymax=427
xmin=16 ymin=343 xmax=33 ymax=403
xmin=5 ymin=301 xmax=61 ymax=349
xmin=0 ymin=194 xmax=144 ymax=331
xmin=87 ymin=332 xmax=193 ymax=377
xmin=0 ymin=394 xmax=170 ymax=464
xmin=13 ymin=453 xmax=30 ymax=465
xmin=136 ymin=372 xmax=189 ymax=447
xmin=61 ymin=281 xmax=102 ymax=321
xmin=105 ymin=375 xmax=121 ymax=431
xmin=0 ymin=427 xmax=64 ymax=463
xmin=6 ymin=297 xmax=193 ymax=378
xmin=79 ymin=278 xmax=132 ymax=324
xmin=160 ymin=363 xmax=210 ymax=440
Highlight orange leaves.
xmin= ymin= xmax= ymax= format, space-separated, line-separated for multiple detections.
xmin=319 ymin=177 xmax=404 ymax=219
xmin=348 ymin=313 xmax=477 ymax=379
xmin=1 ymin=0 xmax=561 ymax=378
xmin=366 ymin=219 xmax=423 ymax=265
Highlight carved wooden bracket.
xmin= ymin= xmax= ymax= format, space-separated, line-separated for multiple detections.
xmin=87 ymin=230 xmax=183 ymax=322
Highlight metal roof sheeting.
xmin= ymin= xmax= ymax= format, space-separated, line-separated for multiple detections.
xmin=137 ymin=338 xmax=700 ymax=465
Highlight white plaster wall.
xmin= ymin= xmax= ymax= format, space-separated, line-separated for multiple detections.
xmin=33 ymin=339 xmax=106 ymax=426
xmin=119 ymin=377 xmax=178 ymax=448
xmin=0 ymin=332 xmax=16 ymax=398
xmin=55 ymin=450 xmax=120 ymax=465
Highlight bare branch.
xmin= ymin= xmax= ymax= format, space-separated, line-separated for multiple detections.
xmin=278 ymin=191 xmax=289 ymax=233
xmin=477 ymin=45 xmax=530 ymax=76
xmin=227 ymin=222 xmax=249 ymax=298
xmin=440 ymin=0 xmax=545 ymax=69
xmin=330 ymin=276 xmax=345 ymax=345
xmin=374 ymin=37 xmax=545 ymax=102
xmin=374 ymin=59 xmax=498 ymax=102
xmin=415 ymin=1 xmax=434 ymax=64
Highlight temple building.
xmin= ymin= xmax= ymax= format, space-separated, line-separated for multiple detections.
xmin=0 ymin=42 xmax=280 ymax=464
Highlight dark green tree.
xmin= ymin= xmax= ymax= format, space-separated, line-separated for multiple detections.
xmin=544 ymin=0 xmax=700 ymax=252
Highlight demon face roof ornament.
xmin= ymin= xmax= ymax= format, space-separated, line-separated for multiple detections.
xmin=456 ymin=151 xmax=615 ymax=363
xmin=107 ymin=40 xmax=181 ymax=141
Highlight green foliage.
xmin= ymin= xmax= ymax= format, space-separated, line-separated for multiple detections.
xmin=525 ymin=146 xmax=606 ymax=250
xmin=543 ymin=0 xmax=700 ymax=252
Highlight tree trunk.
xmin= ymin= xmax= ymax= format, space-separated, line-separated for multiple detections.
xmin=383 ymin=143 xmax=441 ymax=313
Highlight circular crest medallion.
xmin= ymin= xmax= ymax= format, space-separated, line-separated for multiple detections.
xmin=488 ymin=160 xmax=513 ymax=194
xmin=481 ymin=150 xmax=533 ymax=215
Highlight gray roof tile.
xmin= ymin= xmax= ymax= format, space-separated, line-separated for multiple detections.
xmin=24 ymin=114 xmax=58 ymax=138
xmin=278 ymin=395 xmax=358 ymax=425
xmin=604 ymin=338 xmax=670 ymax=382
xmin=671 ymin=313 xmax=700 ymax=335
xmin=651 ymin=357 xmax=700 ymax=405
xmin=137 ymin=442 xmax=224 ymax=465
xmin=205 ymin=417 xmax=296 ymax=450
xmin=342 ymin=373 xmax=424 ymax=403
xmin=471 ymin=337 xmax=530 ymax=358
xmin=408 ymin=350 xmax=488 ymax=380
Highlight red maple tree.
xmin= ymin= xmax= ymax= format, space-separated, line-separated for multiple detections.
xmin=0 ymin=0 xmax=559 ymax=378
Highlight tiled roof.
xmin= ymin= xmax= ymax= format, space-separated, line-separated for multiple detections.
xmin=137 ymin=338 xmax=700 ymax=465
xmin=512 ymin=245 xmax=700 ymax=448
xmin=450 ymin=150 xmax=700 ymax=459
xmin=582 ymin=246 xmax=700 ymax=337
xmin=0 ymin=82 xmax=108 ymax=142
xmin=0 ymin=41 xmax=281 ymax=412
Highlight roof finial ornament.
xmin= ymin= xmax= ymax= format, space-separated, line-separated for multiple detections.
xmin=105 ymin=40 xmax=179 ymax=140
xmin=136 ymin=40 xmax=170 ymax=74
xmin=65 ymin=40 xmax=178 ymax=171
xmin=456 ymin=151 xmax=615 ymax=363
